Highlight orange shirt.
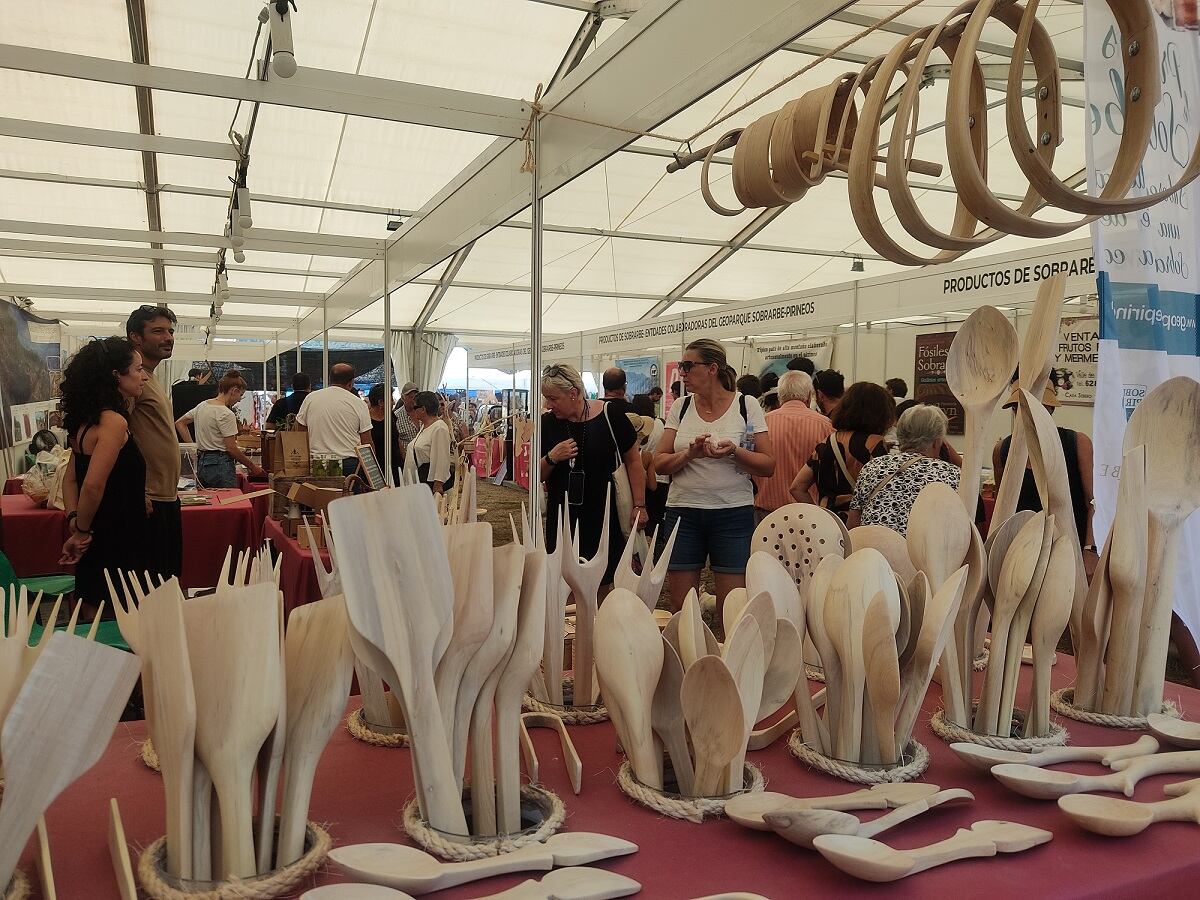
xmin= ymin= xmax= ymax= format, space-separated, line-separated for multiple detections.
xmin=753 ymin=400 xmax=834 ymax=511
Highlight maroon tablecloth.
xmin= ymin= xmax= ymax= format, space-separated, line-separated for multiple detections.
xmin=263 ymin=515 xmax=328 ymax=615
xmin=0 ymin=493 xmax=70 ymax=577
xmin=1 ymin=490 xmax=254 ymax=589
xmin=3 ymin=476 xmax=25 ymax=495
xmin=17 ymin=654 xmax=1200 ymax=899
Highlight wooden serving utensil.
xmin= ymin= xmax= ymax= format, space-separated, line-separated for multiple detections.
xmin=721 ymin=588 xmax=749 ymax=640
xmin=725 ymin=783 xmax=941 ymax=830
xmin=812 ymin=819 xmax=1052 ymax=883
xmin=302 ymin=885 xmax=414 ymax=899
xmin=1123 ymin=378 xmax=1200 ymax=715
xmin=746 ymin=552 xmax=802 ymax=632
xmin=992 ymin=750 xmax=1200 ymax=800
xmin=678 ymin=589 xmax=707 ymax=671
xmin=651 ymin=636 xmax=694 ymax=795
xmin=1024 ymin=532 xmax=1076 ymax=737
xmin=276 ymin=594 xmax=355 ymax=867
xmin=947 ymin=305 xmax=1020 ymax=517
xmin=107 ymin=799 xmax=138 ymax=900
xmin=1058 ymin=777 xmax=1200 ymax=836
xmin=758 ymin=618 xmax=803 ymax=725
xmin=949 ymin=735 xmax=1159 ymax=772
xmin=473 ymin=866 xmax=641 ymax=900
xmin=823 ymin=556 xmax=873 ymax=760
xmin=328 ymin=487 xmax=467 ymax=835
xmin=738 ymin=592 xmax=777 ymax=665
xmin=846 ymin=525 xmax=916 ymax=584
xmin=543 ymin=508 xmax=569 ymax=707
xmin=682 ymin=655 xmax=744 ymax=796
xmin=559 ymin=493 xmax=611 ymax=707
xmin=764 ymin=788 xmax=974 ymax=849
xmin=1148 ymin=714 xmax=1200 ymax=749
xmin=594 ymin=589 xmax=664 ymax=789
xmin=721 ymin=614 xmax=765 ymax=788
xmin=0 ymin=633 xmax=141 ymax=888
xmin=862 ymin=591 xmax=901 ymax=764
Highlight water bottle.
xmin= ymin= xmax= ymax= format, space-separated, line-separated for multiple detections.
xmin=734 ymin=419 xmax=754 ymax=475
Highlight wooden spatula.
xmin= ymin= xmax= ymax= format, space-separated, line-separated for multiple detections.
xmin=0 ymin=633 xmax=140 ymax=888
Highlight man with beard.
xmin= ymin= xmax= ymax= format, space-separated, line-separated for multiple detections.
xmin=127 ymin=305 xmax=182 ymax=579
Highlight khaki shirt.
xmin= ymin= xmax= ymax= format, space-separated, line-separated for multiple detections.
xmin=130 ymin=375 xmax=180 ymax=501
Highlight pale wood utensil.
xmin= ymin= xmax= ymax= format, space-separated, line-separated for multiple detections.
xmin=1058 ymin=777 xmax=1200 ymax=836
xmin=1097 ymin=444 xmax=1147 ymax=714
xmin=958 ymin=523 xmax=988 ymax=698
xmin=1123 ymin=378 xmax=1200 ymax=715
xmin=1024 ymin=532 xmax=1076 ymax=737
xmin=678 ymin=589 xmax=707 ymax=671
xmin=745 ymin=552 xmax=802 ymax=631
xmin=722 ymin=614 xmax=765 ymax=789
xmin=613 ymin=522 xmax=677 ymax=611
xmin=494 ymin=532 xmax=549 ymax=833
xmin=806 ymin=555 xmax=844 ymax=742
xmin=1148 ymin=714 xmax=1200 ymax=749
xmin=757 ymin=618 xmax=803 ymax=724
xmin=35 ymin=817 xmax=54 ymax=900
xmin=107 ymin=799 xmax=138 ymax=900
xmin=473 ymin=866 xmax=641 ymax=900
xmin=992 ymin=750 xmax=1200 ymax=799
xmin=301 ymin=885 xmax=414 ymax=899
xmin=328 ymin=487 xmax=466 ymax=834
xmin=984 ymin=510 xmax=1036 ymax=600
xmin=1075 ymin=537 xmax=1115 ymax=713
xmin=183 ymin=581 xmax=281 ymax=878
xmin=521 ymin=712 xmax=583 ymax=794
xmin=764 ymin=788 xmax=974 ymax=849
xmin=543 ymin=508 xmax=569 ymax=706
xmin=812 ymin=819 xmax=1052 ymax=882
xmin=725 ymin=783 xmax=942 ymax=830
xmin=276 ymin=594 xmax=355 ymax=866
xmin=137 ymin=578 xmax=197 ymax=879
xmin=559 ymin=493 xmax=611 ymax=707
xmin=996 ymin=515 xmax=1056 ymax=734
xmin=682 ymin=655 xmax=744 ymax=796
xmin=949 ymin=735 xmax=1158 ymax=772
xmin=895 ymin=568 xmax=968 ymax=751
xmin=594 ymin=588 xmax=664 ymax=789
xmin=991 ymin=273 xmax=1066 ymax=529
xmin=721 ymin=588 xmax=749 ymax=640
xmin=896 ymin=572 xmax=927 ymax=673
xmin=255 ymin=587 xmax=288 ymax=874
xmin=862 ymin=591 xmax=901 ymax=764
xmin=946 ymin=305 xmax=1020 ymax=518
xmin=651 ymin=636 xmax=694 ymax=795
xmin=846 ymin=526 xmax=916 ymax=584
xmin=975 ymin=512 xmax=1046 ymax=734
xmin=738 ymin=592 xmax=777 ymax=663
xmin=0 ymin=633 xmax=141 ymax=888
xmin=822 ymin=562 xmax=867 ymax=760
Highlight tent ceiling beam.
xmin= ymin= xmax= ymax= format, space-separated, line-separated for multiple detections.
xmin=124 ymin=0 xmax=166 ymax=293
xmin=828 ymin=10 xmax=1084 ymax=73
xmin=414 ymin=242 xmax=473 ymax=331
xmin=2 ymin=282 xmax=322 ymax=307
xmin=640 ymin=205 xmax=788 ymax=320
xmin=0 ymin=116 xmax=240 ymax=160
xmin=306 ymin=0 xmax=858 ymax=342
xmin=53 ymin=311 xmax=294 ymax=328
xmin=0 ymin=43 xmax=531 ymax=138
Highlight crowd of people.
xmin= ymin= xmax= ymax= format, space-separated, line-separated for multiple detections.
xmin=540 ymin=338 xmax=1097 ymax=618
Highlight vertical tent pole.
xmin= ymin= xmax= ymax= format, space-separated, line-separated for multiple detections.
xmin=528 ymin=112 xmax=544 ymax=533
xmin=295 ymin=325 xmax=302 ymax=386
xmin=383 ymin=259 xmax=393 ymax=486
xmin=274 ymin=337 xmax=281 ymax=394
xmin=852 ymin=281 xmax=860 ymax=380
xmin=322 ymin=300 xmax=330 ymax=383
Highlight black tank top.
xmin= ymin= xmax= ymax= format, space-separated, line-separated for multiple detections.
xmin=73 ymin=420 xmax=148 ymax=533
xmin=998 ymin=427 xmax=1088 ymax=542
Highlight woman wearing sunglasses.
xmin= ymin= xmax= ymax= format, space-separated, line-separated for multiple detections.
xmin=654 ymin=339 xmax=774 ymax=616
xmin=540 ymin=364 xmax=647 ymax=588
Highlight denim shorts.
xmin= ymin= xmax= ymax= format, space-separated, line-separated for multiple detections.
xmin=662 ymin=505 xmax=755 ymax=574
xmin=197 ymin=451 xmax=237 ymax=488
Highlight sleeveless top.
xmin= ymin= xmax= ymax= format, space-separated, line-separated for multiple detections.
xmin=998 ymin=427 xmax=1088 ymax=541
xmin=73 ymin=420 xmax=148 ymax=534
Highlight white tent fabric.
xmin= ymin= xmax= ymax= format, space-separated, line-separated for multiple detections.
xmin=389 ymin=330 xmax=458 ymax=392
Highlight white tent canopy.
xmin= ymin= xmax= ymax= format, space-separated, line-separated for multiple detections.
xmin=1 ymin=0 xmax=1091 ymax=359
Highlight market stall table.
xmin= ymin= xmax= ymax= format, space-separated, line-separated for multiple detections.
xmin=0 ymin=493 xmax=69 ymax=577
xmin=3 ymin=476 xmax=28 ymax=495
xmin=263 ymin=515 xmax=328 ymax=615
xmin=20 ymin=655 xmax=1200 ymax=899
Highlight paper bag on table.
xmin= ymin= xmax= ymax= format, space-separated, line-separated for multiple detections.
xmin=273 ymin=431 xmax=310 ymax=477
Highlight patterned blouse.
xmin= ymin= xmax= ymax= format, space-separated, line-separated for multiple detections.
xmin=850 ymin=452 xmax=961 ymax=536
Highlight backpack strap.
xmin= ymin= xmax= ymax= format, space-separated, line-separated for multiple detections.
xmin=678 ymin=395 xmax=692 ymax=420
xmin=828 ymin=433 xmax=856 ymax=488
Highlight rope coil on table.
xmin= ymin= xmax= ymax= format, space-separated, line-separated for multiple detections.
xmin=616 ymin=760 xmax=764 ymax=823
xmin=929 ymin=707 xmax=1068 ymax=750
xmin=401 ymin=784 xmax=565 ymax=861
xmin=2 ymin=871 xmax=31 ymax=900
xmin=1050 ymin=687 xmax=1181 ymax=731
xmin=787 ymin=730 xmax=930 ymax=784
xmin=345 ymin=707 xmax=410 ymax=747
xmin=804 ymin=665 xmax=826 ymax=684
xmin=137 ymin=823 xmax=330 ymax=900
xmin=523 ymin=674 xmax=609 ymax=725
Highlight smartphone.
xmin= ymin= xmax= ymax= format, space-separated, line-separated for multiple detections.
xmin=568 ymin=469 xmax=586 ymax=506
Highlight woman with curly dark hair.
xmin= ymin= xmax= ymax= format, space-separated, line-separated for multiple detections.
xmin=789 ymin=381 xmax=895 ymax=521
xmin=58 ymin=337 xmax=151 ymax=611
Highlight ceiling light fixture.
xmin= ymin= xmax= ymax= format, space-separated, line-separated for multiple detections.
xmin=387 ymin=218 xmax=403 ymax=231
xmin=266 ymin=1 xmax=298 ymax=78
xmin=236 ymin=187 xmax=253 ymax=229
xmin=851 ymin=256 xmax=864 ymax=273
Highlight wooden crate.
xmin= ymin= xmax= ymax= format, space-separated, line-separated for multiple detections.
xmin=268 ymin=474 xmax=347 ymax=519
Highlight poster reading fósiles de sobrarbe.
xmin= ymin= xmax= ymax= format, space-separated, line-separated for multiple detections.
xmin=0 ymin=303 xmax=61 ymax=451
xmin=914 ymin=332 xmax=964 ymax=435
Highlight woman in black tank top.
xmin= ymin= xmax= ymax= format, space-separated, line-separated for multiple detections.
xmin=58 ymin=338 xmax=153 ymax=613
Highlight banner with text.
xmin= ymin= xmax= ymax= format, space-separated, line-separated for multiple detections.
xmin=1055 ymin=316 xmax=1100 ymax=406
xmin=616 ymin=355 xmax=659 ymax=398
xmin=750 ymin=336 xmax=835 ymax=379
xmin=913 ymin=332 xmax=964 ymax=435
xmin=465 ymin=335 xmax=583 ymax=373
xmin=1088 ymin=5 xmax=1200 ymax=639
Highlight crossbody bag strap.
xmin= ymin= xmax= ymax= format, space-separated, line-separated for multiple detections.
xmin=828 ymin=433 xmax=856 ymax=488
xmin=601 ymin=401 xmax=621 ymax=466
xmin=862 ymin=454 xmax=923 ymax=506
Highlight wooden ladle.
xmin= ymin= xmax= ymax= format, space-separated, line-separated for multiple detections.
xmin=1058 ymin=777 xmax=1200 ymax=836
xmin=681 ymin=655 xmax=744 ymax=796
xmin=1148 ymin=714 xmax=1200 ymax=750
xmin=948 ymin=735 xmax=1159 ymax=773
xmin=725 ymin=783 xmax=942 ymax=830
xmin=991 ymin=750 xmax=1200 ymax=800
xmin=764 ymin=788 xmax=974 ymax=849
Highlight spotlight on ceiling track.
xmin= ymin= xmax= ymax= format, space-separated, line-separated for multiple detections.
xmin=851 ymin=256 xmax=864 ymax=273
xmin=233 ymin=249 xmax=246 ymax=264
xmin=267 ymin=1 xmax=298 ymax=79
xmin=387 ymin=218 xmax=403 ymax=231
xmin=236 ymin=187 xmax=253 ymax=229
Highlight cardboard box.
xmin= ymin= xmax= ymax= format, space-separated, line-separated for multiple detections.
xmin=297 ymin=515 xmax=325 ymax=550
xmin=269 ymin=474 xmax=346 ymax=519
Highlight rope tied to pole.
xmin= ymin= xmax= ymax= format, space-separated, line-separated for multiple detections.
xmin=520 ymin=82 xmax=545 ymax=174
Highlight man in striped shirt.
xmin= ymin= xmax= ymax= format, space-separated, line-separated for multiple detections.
xmin=753 ymin=370 xmax=833 ymax=521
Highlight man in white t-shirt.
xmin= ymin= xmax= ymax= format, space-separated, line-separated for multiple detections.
xmin=295 ymin=363 xmax=372 ymax=476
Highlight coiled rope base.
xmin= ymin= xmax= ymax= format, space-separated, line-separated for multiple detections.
xmin=929 ymin=707 xmax=1068 ymax=751
xmin=615 ymin=760 xmax=764 ymax=823
xmin=142 ymin=737 xmax=161 ymax=771
xmin=1050 ymin=688 xmax=1181 ymax=730
xmin=346 ymin=707 xmax=410 ymax=747
xmin=787 ymin=731 xmax=930 ymax=784
xmin=401 ymin=784 xmax=565 ymax=861
xmin=3 ymin=870 xmax=31 ymax=900
xmin=137 ymin=823 xmax=330 ymax=900
xmin=804 ymin=665 xmax=826 ymax=684
xmin=523 ymin=674 xmax=608 ymax=725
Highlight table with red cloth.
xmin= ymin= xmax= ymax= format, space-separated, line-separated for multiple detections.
xmin=21 ymin=654 xmax=1200 ymax=899
xmin=263 ymin=515 xmax=328 ymax=615
xmin=3 ymin=476 xmax=26 ymax=495
xmin=0 ymin=490 xmax=254 ymax=590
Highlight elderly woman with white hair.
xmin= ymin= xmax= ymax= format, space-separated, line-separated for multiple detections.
xmin=848 ymin=404 xmax=960 ymax=535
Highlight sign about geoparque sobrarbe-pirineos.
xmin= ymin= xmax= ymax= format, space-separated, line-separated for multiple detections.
xmin=1088 ymin=4 xmax=1200 ymax=640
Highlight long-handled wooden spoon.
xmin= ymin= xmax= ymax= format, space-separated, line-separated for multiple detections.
xmin=997 ymin=516 xmax=1058 ymax=733
xmin=1058 ymin=777 xmax=1200 ymax=836
xmin=472 ymin=866 xmax=641 ymax=900
xmin=862 ymin=591 xmax=901 ymax=764
xmin=949 ymin=735 xmax=1159 ymax=772
xmin=721 ymin=615 xmax=765 ymax=789
xmin=651 ymin=637 xmax=694 ymax=795
xmin=682 ymin=655 xmax=744 ymax=796
xmin=724 ymin=783 xmax=941 ymax=830
xmin=1148 ymin=714 xmax=1200 ymax=749
xmin=678 ymin=589 xmax=707 ymax=671
xmin=764 ymin=788 xmax=974 ymax=848
xmin=992 ymin=750 xmax=1200 ymax=799
xmin=1024 ymin=532 xmax=1076 ymax=737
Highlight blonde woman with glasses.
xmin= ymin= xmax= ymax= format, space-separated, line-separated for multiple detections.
xmin=654 ymin=339 xmax=774 ymax=616
xmin=540 ymin=364 xmax=647 ymax=587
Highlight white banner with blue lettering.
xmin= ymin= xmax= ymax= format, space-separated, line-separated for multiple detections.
xmin=1088 ymin=5 xmax=1200 ymax=640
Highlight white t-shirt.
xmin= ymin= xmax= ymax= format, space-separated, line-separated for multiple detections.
xmin=665 ymin=392 xmax=768 ymax=508
xmin=403 ymin=418 xmax=452 ymax=486
xmin=295 ymin=386 xmax=372 ymax=457
xmin=188 ymin=401 xmax=238 ymax=452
